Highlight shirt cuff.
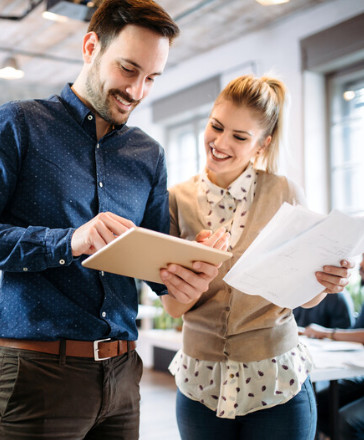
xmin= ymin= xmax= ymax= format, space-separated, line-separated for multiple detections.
xmin=45 ymin=227 xmax=75 ymax=267
xmin=146 ymin=280 xmax=169 ymax=296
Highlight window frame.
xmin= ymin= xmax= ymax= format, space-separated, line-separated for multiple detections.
xmin=326 ymin=61 xmax=364 ymax=216
xmin=164 ymin=113 xmax=209 ymax=188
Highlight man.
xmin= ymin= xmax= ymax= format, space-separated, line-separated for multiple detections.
xmin=304 ymin=305 xmax=364 ymax=440
xmin=0 ymin=1 xmax=221 ymax=438
xmin=360 ymin=252 xmax=364 ymax=288
xmin=293 ymin=291 xmax=355 ymax=329
xmin=303 ymin=254 xmax=364 ymax=440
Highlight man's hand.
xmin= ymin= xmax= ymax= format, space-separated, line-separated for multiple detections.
xmin=303 ymin=324 xmax=331 ymax=339
xmin=71 ymin=212 xmax=134 ymax=257
xmin=160 ymin=261 xmax=219 ymax=304
xmin=315 ymin=259 xmax=354 ymax=294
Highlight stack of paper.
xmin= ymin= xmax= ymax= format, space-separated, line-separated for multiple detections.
xmin=223 ymin=203 xmax=364 ymax=309
xmin=300 ymin=336 xmax=364 ymax=370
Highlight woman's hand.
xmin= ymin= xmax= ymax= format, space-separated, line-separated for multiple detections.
xmin=315 ymin=259 xmax=354 ymax=294
xmin=160 ymin=261 xmax=219 ymax=305
xmin=301 ymin=259 xmax=354 ymax=308
xmin=159 ymin=227 xmax=230 ymax=316
xmin=195 ymin=227 xmax=230 ymax=251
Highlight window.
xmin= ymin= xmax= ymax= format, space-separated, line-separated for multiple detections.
xmin=301 ymin=12 xmax=364 ymax=214
xmin=328 ymin=64 xmax=364 ymax=216
xmin=165 ymin=115 xmax=208 ymax=188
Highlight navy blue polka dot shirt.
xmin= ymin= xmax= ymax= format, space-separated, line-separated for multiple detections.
xmin=0 ymin=84 xmax=169 ymax=342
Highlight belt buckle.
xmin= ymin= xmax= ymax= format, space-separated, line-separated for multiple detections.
xmin=93 ymin=338 xmax=111 ymax=361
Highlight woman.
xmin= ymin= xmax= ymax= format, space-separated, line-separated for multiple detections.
xmin=159 ymin=74 xmax=351 ymax=440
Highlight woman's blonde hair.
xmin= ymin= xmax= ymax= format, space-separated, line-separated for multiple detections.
xmin=214 ymin=74 xmax=287 ymax=173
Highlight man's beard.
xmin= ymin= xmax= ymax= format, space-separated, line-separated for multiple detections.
xmin=85 ymin=57 xmax=138 ymax=126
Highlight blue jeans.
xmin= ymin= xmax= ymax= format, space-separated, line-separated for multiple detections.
xmin=176 ymin=377 xmax=317 ymax=440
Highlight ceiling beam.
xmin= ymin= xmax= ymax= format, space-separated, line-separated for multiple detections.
xmin=0 ymin=46 xmax=82 ymax=64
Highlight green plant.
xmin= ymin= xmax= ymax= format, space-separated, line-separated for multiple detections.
xmin=346 ymin=269 xmax=364 ymax=314
xmin=152 ymin=299 xmax=183 ymax=331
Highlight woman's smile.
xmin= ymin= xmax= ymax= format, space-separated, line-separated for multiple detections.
xmin=210 ymin=145 xmax=231 ymax=160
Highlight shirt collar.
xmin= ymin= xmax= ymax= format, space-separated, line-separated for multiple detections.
xmin=59 ymin=83 xmax=125 ymax=131
xmin=60 ymin=83 xmax=93 ymax=127
xmin=201 ymin=162 xmax=256 ymax=205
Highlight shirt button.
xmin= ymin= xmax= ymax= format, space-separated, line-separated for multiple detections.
xmin=96 ymin=143 xmax=100 ymax=149
xmin=230 ymin=373 xmax=234 ymax=378
xmin=23 ymin=267 xmax=28 ymax=272
xmin=59 ymin=259 xmax=65 ymax=265
xmin=102 ymin=312 xmax=106 ymax=318
xmin=226 ymin=307 xmax=231 ymax=312
xmin=99 ymin=182 xmax=103 ymax=188
xmin=88 ymin=115 xmax=93 ymax=120
xmin=100 ymin=271 xmax=104 ymax=276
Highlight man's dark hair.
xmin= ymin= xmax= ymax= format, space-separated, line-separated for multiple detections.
xmin=88 ymin=0 xmax=179 ymax=51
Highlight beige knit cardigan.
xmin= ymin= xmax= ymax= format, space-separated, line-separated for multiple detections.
xmin=169 ymin=171 xmax=306 ymax=363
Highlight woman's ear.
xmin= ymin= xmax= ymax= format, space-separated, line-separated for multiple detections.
xmin=82 ymin=32 xmax=100 ymax=63
xmin=257 ymin=135 xmax=272 ymax=154
xmin=262 ymin=135 xmax=272 ymax=150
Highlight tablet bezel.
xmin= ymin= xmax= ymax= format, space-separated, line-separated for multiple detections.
xmin=82 ymin=226 xmax=232 ymax=284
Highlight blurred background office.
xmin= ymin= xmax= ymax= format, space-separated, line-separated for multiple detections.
xmin=1 ymin=1 xmax=364 ymax=439
xmin=1 ymin=0 xmax=364 ymax=223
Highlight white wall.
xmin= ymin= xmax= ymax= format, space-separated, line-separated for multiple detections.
xmin=129 ymin=0 xmax=364 ymax=208
xmin=303 ymin=71 xmax=329 ymax=214
xmin=0 ymin=81 xmax=63 ymax=106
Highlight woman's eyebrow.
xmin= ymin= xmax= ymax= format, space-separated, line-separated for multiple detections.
xmin=212 ymin=117 xmax=253 ymax=136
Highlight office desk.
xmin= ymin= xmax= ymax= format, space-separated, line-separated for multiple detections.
xmin=301 ymin=336 xmax=364 ymax=440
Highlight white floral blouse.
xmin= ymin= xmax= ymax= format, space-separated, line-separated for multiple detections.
xmin=197 ymin=163 xmax=257 ymax=249
xmin=168 ymin=164 xmax=313 ymax=419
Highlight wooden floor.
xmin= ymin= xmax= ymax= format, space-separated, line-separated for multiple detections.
xmin=139 ymin=367 xmax=180 ymax=439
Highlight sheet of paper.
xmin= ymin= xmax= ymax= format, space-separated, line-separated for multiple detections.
xmin=345 ymin=355 xmax=364 ymax=369
xmin=223 ymin=203 xmax=364 ymax=309
xmin=239 ymin=203 xmax=324 ymax=270
xmin=302 ymin=338 xmax=364 ymax=352
xmin=301 ymin=336 xmax=364 ymax=369
xmin=310 ymin=350 xmax=364 ymax=370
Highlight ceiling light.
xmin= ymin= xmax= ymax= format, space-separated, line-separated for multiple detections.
xmin=0 ymin=56 xmax=24 ymax=80
xmin=0 ymin=0 xmax=43 ymax=21
xmin=256 ymin=0 xmax=290 ymax=5
xmin=42 ymin=10 xmax=69 ymax=22
xmin=343 ymin=90 xmax=355 ymax=101
xmin=43 ymin=1 xmax=97 ymax=22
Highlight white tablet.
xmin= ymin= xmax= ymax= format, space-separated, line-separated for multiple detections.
xmin=82 ymin=226 xmax=232 ymax=284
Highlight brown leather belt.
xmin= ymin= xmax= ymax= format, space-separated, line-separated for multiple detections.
xmin=0 ymin=338 xmax=136 ymax=361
